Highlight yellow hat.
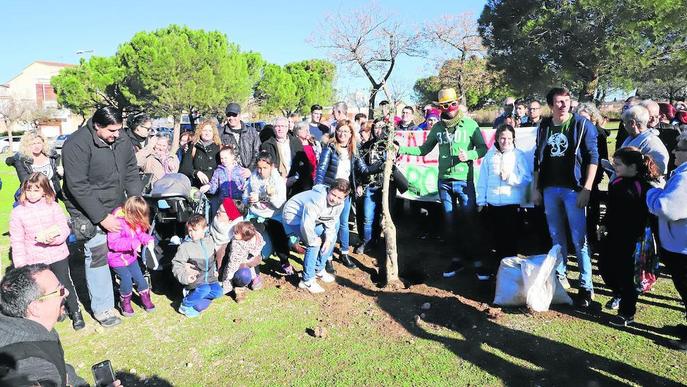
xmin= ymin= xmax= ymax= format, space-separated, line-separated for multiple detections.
xmin=435 ymin=88 xmax=458 ymax=105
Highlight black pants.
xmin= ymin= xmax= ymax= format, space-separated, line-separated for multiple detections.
xmin=252 ymin=218 xmax=290 ymax=265
xmin=49 ymin=258 xmax=80 ymax=315
xmin=598 ymin=236 xmax=638 ymax=317
xmin=661 ymin=248 xmax=687 ymax=316
xmin=483 ymin=205 xmax=520 ymax=271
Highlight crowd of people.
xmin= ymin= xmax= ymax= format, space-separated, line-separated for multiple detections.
xmin=1 ymin=86 xmax=687 ymax=385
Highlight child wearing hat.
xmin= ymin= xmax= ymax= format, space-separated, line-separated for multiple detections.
xmin=221 ymin=221 xmax=266 ymax=303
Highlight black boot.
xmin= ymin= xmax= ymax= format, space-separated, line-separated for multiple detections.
xmin=325 ymin=259 xmax=336 ymax=274
xmin=340 ymin=254 xmax=357 ymax=269
xmin=575 ymin=289 xmax=593 ymax=309
xmin=71 ymin=310 xmax=86 ymax=331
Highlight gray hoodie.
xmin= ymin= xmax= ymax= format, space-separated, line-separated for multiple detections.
xmin=282 ymin=184 xmax=343 ymax=246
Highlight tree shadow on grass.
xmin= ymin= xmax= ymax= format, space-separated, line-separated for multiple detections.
xmin=337 ymin=276 xmax=682 ymax=386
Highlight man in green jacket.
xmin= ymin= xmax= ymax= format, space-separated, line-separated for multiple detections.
xmin=398 ymin=88 xmax=487 ymax=278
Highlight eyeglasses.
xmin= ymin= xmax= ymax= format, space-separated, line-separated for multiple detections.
xmin=227 ymin=113 xmax=239 ymax=118
xmin=336 ymin=130 xmax=351 ymax=134
xmin=37 ymin=286 xmax=66 ymax=301
xmin=439 ymin=101 xmax=458 ymax=110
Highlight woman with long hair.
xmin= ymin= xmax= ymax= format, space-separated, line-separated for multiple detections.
xmin=315 ymin=119 xmax=382 ymax=272
xmin=6 ymin=131 xmax=63 ymax=200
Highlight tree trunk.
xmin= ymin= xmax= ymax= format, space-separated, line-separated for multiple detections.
xmin=3 ymin=119 xmax=12 ymax=154
xmin=580 ymin=74 xmax=599 ymax=102
xmin=368 ymin=87 xmax=380 ymax=119
xmin=380 ymin=123 xmax=401 ymax=287
xmin=170 ymin=114 xmax=181 ymax=156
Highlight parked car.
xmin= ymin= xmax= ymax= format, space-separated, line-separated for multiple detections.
xmin=0 ymin=136 xmax=22 ymax=154
xmin=53 ymin=134 xmax=70 ymax=155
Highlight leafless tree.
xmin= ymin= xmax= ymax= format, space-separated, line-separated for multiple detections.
xmin=421 ymin=13 xmax=485 ymax=104
xmin=312 ymin=2 xmax=423 ymax=118
xmin=0 ymin=97 xmax=45 ymax=153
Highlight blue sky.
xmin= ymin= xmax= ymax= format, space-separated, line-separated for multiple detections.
xmin=0 ymin=0 xmax=486 ymax=101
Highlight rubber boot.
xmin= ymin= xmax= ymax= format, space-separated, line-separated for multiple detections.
xmin=139 ymin=289 xmax=156 ymax=312
xmin=120 ymin=293 xmax=134 ymax=317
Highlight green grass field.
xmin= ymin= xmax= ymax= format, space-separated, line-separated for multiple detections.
xmin=1 ymin=134 xmax=686 ymax=387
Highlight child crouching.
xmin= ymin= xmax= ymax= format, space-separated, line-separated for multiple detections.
xmin=222 ymin=221 xmax=265 ymax=303
xmin=172 ymin=214 xmax=222 ymax=317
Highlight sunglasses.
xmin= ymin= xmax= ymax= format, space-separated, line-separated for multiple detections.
xmin=439 ymin=101 xmax=458 ymax=110
xmin=37 ymin=286 xmax=66 ymax=301
xmin=227 ymin=113 xmax=239 ymax=118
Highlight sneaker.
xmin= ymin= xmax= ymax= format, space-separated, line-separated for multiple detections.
xmin=476 ymin=272 xmax=493 ymax=281
xmin=95 ymin=309 xmax=122 ymax=328
xmin=558 ymin=276 xmax=571 ymax=290
xmin=281 ymin=263 xmax=295 ymax=276
xmin=325 ymin=260 xmax=336 ymax=274
xmin=442 ymin=260 xmax=465 ymax=278
xmin=605 ymin=297 xmax=621 ymax=311
xmin=298 ymin=279 xmax=324 ymax=294
xmin=609 ymin=314 xmax=635 ymax=327
xmin=316 ymin=270 xmax=336 ymax=283
xmin=178 ymin=304 xmax=200 ymax=318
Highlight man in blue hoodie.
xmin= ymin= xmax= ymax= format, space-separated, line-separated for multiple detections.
xmin=281 ymin=179 xmax=351 ymax=294
xmin=532 ymin=87 xmax=599 ymax=308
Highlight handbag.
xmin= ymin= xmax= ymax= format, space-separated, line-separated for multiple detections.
xmin=633 ymin=225 xmax=659 ymax=293
xmin=68 ymin=212 xmax=98 ymax=241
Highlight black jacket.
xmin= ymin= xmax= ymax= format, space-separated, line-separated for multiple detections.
xmin=0 ymin=314 xmax=87 ymax=387
xmin=220 ymin=122 xmax=261 ymax=170
xmin=179 ymin=141 xmax=221 ymax=188
xmin=5 ymin=151 xmax=62 ymax=199
xmin=62 ymin=119 xmax=142 ymax=225
xmin=260 ymin=136 xmax=313 ymax=197
xmin=315 ymin=143 xmax=382 ymax=193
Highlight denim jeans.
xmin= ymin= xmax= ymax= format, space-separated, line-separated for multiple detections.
xmin=438 ymin=178 xmax=477 ymax=258
xmin=543 ymin=186 xmax=593 ymax=291
xmin=362 ymin=186 xmax=382 ymax=243
xmin=282 ymin=222 xmax=336 ymax=282
xmin=112 ymin=262 xmax=149 ymax=295
xmin=182 ymin=282 xmax=223 ymax=308
xmin=84 ymin=232 xmax=115 ymax=315
xmin=336 ymin=196 xmax=352 ymax=254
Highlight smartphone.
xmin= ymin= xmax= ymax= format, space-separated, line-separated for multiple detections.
xmin=92 ymin=360 xmax=115 ymax=387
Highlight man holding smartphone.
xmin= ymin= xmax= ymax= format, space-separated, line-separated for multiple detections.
xmin=0 ymin=265 xmax=97 ymax=386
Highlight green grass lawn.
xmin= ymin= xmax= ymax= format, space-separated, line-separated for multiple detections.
xmin=1 ymin=151 xmax=685 ymax=387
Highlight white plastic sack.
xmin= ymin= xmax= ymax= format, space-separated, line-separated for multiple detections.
xmin=493 ymin=245 xmax=573 ymax=310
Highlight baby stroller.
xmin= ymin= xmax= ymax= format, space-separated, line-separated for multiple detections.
xmin=141 ymin=173 xmax=209 ymax=290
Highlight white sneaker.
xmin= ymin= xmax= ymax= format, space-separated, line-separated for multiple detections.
xmin=298 ymin=279 xmax=324 ymax=294
xmin=316 ymin=270 xmax=336 ymax=283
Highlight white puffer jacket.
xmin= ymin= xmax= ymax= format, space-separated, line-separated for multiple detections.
xmin=477 ymin=147 xmax=531 ymax=207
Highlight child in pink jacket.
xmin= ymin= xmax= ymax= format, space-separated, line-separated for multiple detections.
xmin=107 ymin=196 xmax=156 ymax=316
xmin=9 ymin=173 xmax=85 ymax=330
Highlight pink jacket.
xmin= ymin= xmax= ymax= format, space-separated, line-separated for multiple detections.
xmin=106 ymin=208 xmax=154 ymax=268
xmin=9 ymin=199 xmax=71 ymax=267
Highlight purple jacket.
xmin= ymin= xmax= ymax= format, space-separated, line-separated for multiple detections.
xmin=207 ymin=164 xmax=246 ymax=200
xmin=107 ymin=208 xmax=153 ymax=268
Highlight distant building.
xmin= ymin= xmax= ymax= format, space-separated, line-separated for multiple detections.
xmin=0 ymin=61 xmax=81 ymax=137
